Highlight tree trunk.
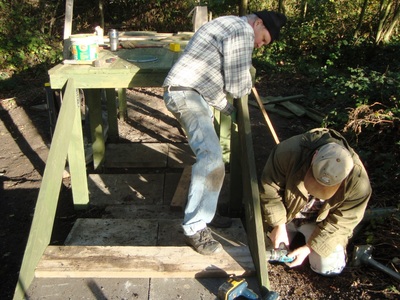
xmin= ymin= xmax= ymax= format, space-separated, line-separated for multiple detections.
xmin=382 ymin=5 xmax=400 ymax=42
xmin=99 ymin=0 xmax=104 ymax=30
xmin=376 ymin=0 xmax=400 ymax=44
xmin=300 ymin=0 xmax=308 ymax=20
xmin=354 ymin=0 xmax=369 ymax=39
xmin=278 ymin=0 xmax=286 ymax=14
xmin=239 ymin=0 xmax=248 ymax=16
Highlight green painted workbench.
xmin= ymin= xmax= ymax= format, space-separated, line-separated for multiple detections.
xmin=49 ymin=47 xmax=182 ymax=172
xmin=14 ymin=39 xmax=271 ymax=299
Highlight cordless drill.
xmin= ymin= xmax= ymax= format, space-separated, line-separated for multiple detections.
xmin=266 ymin=244 xmax=295 ymax=263
xmin=218 ymin=277 xmax=258 ymax=300
xmin=218 ymin=277 xmax=279 ymax=300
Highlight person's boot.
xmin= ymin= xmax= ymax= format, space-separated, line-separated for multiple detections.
xmin=184 ymin=227 xmax=222 ymax=255
xmin=208 ymin=212 xmax=232 ymax=228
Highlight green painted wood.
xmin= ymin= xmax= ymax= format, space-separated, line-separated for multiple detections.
xmin=237 ymin=94 xmax=271 ymax=291
xmin=117 ymin=88 xmax=127 ymax=121
xmin=105 ymin=89 xmax=119 ymax=142
xmin=213 ymin=108 xmax=220 ymax=136
xmin=48 ymin=48 xmax=180 ymax=89
xmin=86 ymin=89 xmax=105 ymax=169
xmin=49 ymin=72 xmax=169 ymax=89
xmin=229 ymin=96 xmax=243 ymax=215
xmin=68 ymin=88 xmax=89 ymax=209
xmin=13 ymin=79 xmax=78 ymax=300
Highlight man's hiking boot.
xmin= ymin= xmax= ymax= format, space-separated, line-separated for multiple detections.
xmin=184 ymin=227 xmax=222 ymax=255
xmin=208 ymin=212 xmax=232 ymax=228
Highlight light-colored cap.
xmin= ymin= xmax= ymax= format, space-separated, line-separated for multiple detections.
xmin=304 ymin=143 xmax=354 ymax=199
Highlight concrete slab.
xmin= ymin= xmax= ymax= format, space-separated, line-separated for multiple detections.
xmin=105 ymin=204 xmax=184 ymax=219
xmin=156 ymin=219 xmax=248 ymax=247
xmin=164 ymin=172 xmax=181 ymax=205
xmin=167 ymin=143 xmax=195 ymax=168
xmin=105 ymin=143 xmax=168 ymax=168
xmin=65 ymin=219 xmax=158 ymax=246
xmin=25 ymin=277 xmax=150 ymax=300
xmin=88 ymin=173 xmax=164 ymax=206
xmin=150 ymin=277 xmax=261 ymax=300
xmin=64 ymin=218 xmax=247 ymax=248
xmin=26 ymin=276 xmax=261 ymax=300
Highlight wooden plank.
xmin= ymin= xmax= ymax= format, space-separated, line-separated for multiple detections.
xmin=86 ymin=89 xmax=105 ymax=169
xmin=62 ymin=59 xmax=95 ymax=65
xmin=170 ymin=166 xmax=192 ymax=211
xmin=305 ymin=109 xmax=324 ymax=123
xmin=278 ymin=101 xmax=306 ymax=117
xmin=228 ymin=95 xmax=243 ymax=213
xmin=248 ymin=100 xmax=294 ymax=118
xmin=35 ymin=245 xmax=255 ymax=278
xmin=68 ymin=88 xmax=89 ymax=209
xmin=237 ymin=94 xmax=271 ymax=290
xmin=105 ymin=88 xmax=119 ymax=142
xmin=259 ymin=94 xmax=305 ymax=104
xmin=13 ymin=79 xmax=78 ymax=300
xmin=117 ymin=88 xmax=127 ymax=121
xmin=48 ymin=66 xmax=169 ymax=90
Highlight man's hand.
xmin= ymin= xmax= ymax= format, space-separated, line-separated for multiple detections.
xmin=250 ymin=65 xmax=256 ymax=87
xmin=270 ymin=224 xmax=289 ymax=249
xmin=286 ymin=244 xmax=311 ymax=268
xmin=230 ymin=109 xmax=237 ymax=124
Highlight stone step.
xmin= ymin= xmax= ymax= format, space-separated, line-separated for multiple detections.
xmin=35 ymin=245 xmax=255 ymax=279
xmin=65 ymin=218 xmax=248 ymax=247
xmin=87 ymin=172 xmax=231 ymax=209
xmin=104 ymin=142 xmax=195 ymax=169
xmin=36 ymin=218 xmax=254 ymax=280
xmin=26 ymin=277 xmax=260 ymax=300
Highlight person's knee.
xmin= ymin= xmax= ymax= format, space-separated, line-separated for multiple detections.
xmin=309 ymin=245 xmax=346 ymax=276
xmin=209 ymin=159 xmax=225 ymax=183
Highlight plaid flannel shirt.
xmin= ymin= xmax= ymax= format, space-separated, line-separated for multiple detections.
xmin=163 ymin=16 xmax=254 ymax=115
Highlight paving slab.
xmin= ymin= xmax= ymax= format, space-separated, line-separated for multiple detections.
xmin=25 ymin=277 xmax=150 ymax=300
xmin=88 ymin=173 xmax=164 ymax=206
xmin=150 ymin=277 xmax=261 ymax=300
xmin=64 ymin=218 xmax=248 ymax=248
xmin=167 ymin=143 xmax=195 ymax=168
xmin=105 ymin=143 xmax=168 ymax=168
xmin=65 ymin=219 xmax=158 ymax=246
xmin=105 ymin=204 xmax=184 ymax=219
xmin=26 ymin=276 xmax=261 ymax=300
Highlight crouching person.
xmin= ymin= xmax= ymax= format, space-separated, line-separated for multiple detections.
xmin=260 ymin=128 xmax=371 ymax=275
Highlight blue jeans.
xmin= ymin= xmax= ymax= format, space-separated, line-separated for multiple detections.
xmin=164 ymin=90 xmax=225 ymax=236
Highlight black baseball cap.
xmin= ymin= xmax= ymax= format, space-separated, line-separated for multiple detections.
xmin=254 ymin=10 xmax=287 ymax=42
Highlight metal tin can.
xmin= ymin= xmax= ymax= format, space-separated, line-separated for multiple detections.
xmin=109 ymin=29 xmax=119 ymax=51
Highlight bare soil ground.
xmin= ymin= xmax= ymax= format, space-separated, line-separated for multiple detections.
xmin=0 ymin=74 xmax=399 ymax=299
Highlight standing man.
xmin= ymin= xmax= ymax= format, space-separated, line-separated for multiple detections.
xmin=260 ymin=128 xmax=372 ymax=275
xmin=163 ymin=11 xmax=287 ymax=255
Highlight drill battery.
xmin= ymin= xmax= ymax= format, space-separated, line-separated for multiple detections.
xmin=218 ymin=277 xmax=258 ymax=300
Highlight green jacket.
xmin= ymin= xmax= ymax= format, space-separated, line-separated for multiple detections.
xmin=260 ymin=128 xmax=371 ymax=257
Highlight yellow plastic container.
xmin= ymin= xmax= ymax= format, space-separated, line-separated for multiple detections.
xmin=169 ymin=43 xmax=181 ymax=52
xmin=70 ymin=34 xmax=99 ymax=61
